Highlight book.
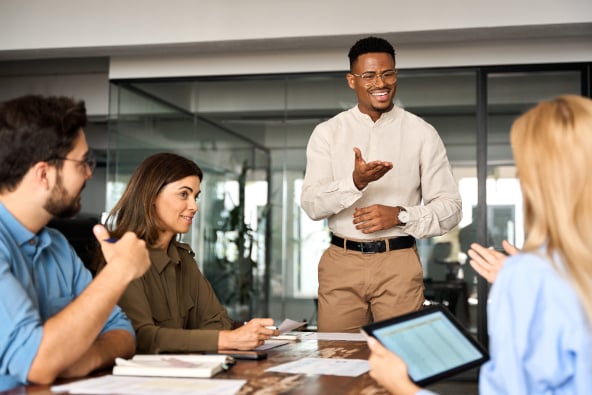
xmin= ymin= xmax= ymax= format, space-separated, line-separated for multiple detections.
xmin=112 ymin=354 xmax=234 ymax=378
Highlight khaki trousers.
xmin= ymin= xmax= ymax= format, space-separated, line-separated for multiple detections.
xmin=317 ymin=243 xmax=424 ymax=333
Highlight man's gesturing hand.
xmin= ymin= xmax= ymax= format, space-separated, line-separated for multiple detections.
xmin=352 ymin=147 xmax=393 ymax=190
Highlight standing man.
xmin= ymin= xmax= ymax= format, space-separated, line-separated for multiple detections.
xmin=301 ymin=36 xmax=461 ymax=332
xmin=0 ymin=95 xmax=150 ymax=389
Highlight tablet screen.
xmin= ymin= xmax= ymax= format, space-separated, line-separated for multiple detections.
xmin=363 ymin=305 xmax=488 ymax=386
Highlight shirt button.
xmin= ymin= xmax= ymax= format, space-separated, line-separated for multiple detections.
xmin=29 ymin=239 xmax=35 ymax=245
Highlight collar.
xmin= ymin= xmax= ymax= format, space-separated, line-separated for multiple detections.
xmin=149 ymin=240 xmax=193 ymax=274
xmin=0 ymin=202 xmax=50 ymax=250
xmin=352 ymin=104 xmax=401 ymax=124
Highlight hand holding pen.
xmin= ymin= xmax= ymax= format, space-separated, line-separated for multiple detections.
xmin=218 ymin=318 xmax=279 ymax=350
xmin=93 ymin=224 xmax=150 ymax=281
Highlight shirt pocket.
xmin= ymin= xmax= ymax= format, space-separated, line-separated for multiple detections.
xmin=179 ymin=292 xmax=196 ymax=324
xmin=150 ymin=299 xmax=173 ymax=326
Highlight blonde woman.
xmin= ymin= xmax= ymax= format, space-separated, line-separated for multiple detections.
xmin=367 ymin=95 xmax=592 ymax=395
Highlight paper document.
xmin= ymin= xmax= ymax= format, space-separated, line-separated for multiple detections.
xmin=255 ymin=339 xmax=289 ymax=350
xmin=277 ymin=318 xmax=307 ymax=333
xmin=51 ymin=375 xmax=246 ymax=395
xmin=266 ymin=357 xmax=369 ymax=377
xmin=307 ymin=332 xmax=366 ymax=341
xmin=268 ymin=318 xmax=308 ymax=341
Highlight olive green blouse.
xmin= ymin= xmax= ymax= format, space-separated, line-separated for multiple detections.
xmin=117 ymin=240 xmax=233 ymax=353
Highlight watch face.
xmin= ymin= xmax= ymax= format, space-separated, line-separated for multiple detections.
xmin=399 ymin=210 xmax=409 ymax=223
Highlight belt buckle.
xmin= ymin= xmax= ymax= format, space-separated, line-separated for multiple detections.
xmin=360 ymin=241 xmax=378 ymax=254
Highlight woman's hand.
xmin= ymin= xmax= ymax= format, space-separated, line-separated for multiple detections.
xmin=218 ymin=318 xmax=279 ymax=350
xmin=367 ymin=337 xmax=421 ymax=395
xmin=468 ymin=240 xmax=518 ymax=283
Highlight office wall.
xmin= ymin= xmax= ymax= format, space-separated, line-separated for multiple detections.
xmin=1 ymin=1 xmax=591 ymax=79
xmin=1 ymin=0 xmax=590 ymax=52
xmin=1 ymin=1 xmax=591 ymax=93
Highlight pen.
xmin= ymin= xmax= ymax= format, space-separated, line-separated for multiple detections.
xmin=242 ymin=322 xmax=277 ymax=331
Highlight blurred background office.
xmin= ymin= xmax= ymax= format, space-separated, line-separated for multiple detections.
xmin=1 ymin=0 xmax=591 ymax=351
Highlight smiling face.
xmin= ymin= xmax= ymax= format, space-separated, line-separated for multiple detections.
xmin=153 ymin=175 xmax=201 ymax=249
xmin=346 ymin=52 xmax=397 ymax=122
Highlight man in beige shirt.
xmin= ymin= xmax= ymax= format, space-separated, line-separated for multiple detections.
xmin=301 ymin=36 xmax=462 ymax=332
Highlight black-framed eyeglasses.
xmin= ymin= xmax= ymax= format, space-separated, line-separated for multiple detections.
xmin=53 ymin=151 xmax=96 ymax=173
xmin=350 ymin=69 xmax=398 ymax=85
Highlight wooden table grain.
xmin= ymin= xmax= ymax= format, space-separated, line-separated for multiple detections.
xmin=1 ymin=339 xmax=389 ymax=395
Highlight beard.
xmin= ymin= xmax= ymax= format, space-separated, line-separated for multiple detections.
xmin=43 ymin=171 xmax=84 ymax=219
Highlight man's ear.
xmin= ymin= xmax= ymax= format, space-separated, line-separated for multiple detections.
xmin=346 ymin=73 xmax=356 ymax=90
xmin=32 ymin=161 xmax=53 ymax=190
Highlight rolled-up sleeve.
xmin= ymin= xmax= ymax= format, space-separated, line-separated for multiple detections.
xmin=0 ymin=258 xmax=44 ymax=385
xmin=301 ymin=122 xmax=364 ymax=221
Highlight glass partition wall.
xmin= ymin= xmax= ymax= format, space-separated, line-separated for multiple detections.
xmin=108 ymin=84 xmax=271 ymax=321
xmin=107 ymin=62 xmax=590 ymax=341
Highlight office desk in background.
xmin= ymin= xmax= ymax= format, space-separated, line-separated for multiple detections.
xmin=0 ymin=339 xmax=388 ymax=395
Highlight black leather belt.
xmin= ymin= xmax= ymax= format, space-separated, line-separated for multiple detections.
xmin=330 ymin=234 xmax=415 ymax=254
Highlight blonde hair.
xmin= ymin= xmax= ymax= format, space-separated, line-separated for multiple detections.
xmin=511 ymin=95 xmax=592 ymax=322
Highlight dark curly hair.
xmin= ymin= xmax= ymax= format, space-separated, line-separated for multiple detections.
xmin=348 ymin=36 xmax=396 ymax=69
xmin=0 ymin=95 xmax=87 ymax=192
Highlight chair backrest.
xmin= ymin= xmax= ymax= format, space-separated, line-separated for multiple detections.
xmin=48 ymin=216 xmax=99 ymax=275
xmin=426 ymin=242 xmax=452 ymax=281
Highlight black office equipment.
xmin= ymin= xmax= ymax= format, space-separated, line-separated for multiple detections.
xmin=362 ymin=305 xmax=488 ymax=386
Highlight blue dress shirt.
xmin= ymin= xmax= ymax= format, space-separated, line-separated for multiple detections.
xmin=0 ymin=203 xmax=134 ymax=389
xmin=407 ymin=249 xmax=592 ymax=395
xmin=479 ymin=249 xmax=592 ymax=394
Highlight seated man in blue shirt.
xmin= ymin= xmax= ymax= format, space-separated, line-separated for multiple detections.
xmin=0 ymin=95 xmax=151 ymax=390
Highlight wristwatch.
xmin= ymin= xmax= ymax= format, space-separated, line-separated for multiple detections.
xmin=397 ymin=207 xmax=409 ymax=226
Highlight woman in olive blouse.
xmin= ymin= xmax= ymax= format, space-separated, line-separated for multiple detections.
xmin=97 ymin=153 xmax=277 ymax=353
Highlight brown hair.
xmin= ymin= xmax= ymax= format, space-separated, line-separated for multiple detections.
xmin=105 ymin=152 xmax=203 ymax=246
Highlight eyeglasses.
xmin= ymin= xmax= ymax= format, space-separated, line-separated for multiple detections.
xmin=53 ymin=151 xmax=97 ymax=173
xmin=350 ymin=69 xmax=398 ymax=85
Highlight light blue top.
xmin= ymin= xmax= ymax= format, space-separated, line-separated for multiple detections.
xmin=417 ymin=249 xmax=592 ymax=395
xmin=478 ymin=249 xmax=592 ymax=394
xmin=0 ymin=203 xmax=134 ymax=390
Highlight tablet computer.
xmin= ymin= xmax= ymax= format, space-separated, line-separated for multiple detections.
xmin=362 ymin=305 xmax=488 ymax=386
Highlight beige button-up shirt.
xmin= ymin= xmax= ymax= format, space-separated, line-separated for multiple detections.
xmin=301 ymin=105 xmax=462 ymax=240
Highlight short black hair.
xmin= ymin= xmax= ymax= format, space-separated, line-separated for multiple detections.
xmin=348 ymin=36 xmax=396 ymax=69
xmin=0 ymin=95 xmax=87 ymax=192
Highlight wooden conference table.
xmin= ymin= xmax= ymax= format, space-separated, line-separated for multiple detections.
xmin=0 ymin=339 xmax=390 ymax=395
